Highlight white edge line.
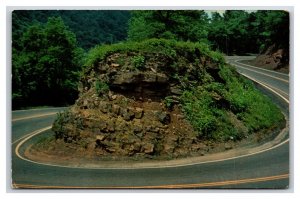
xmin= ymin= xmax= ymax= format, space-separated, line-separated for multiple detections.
xmin=243 ymin=72 xmax=289 ymax=96
xmin=255 ymin=80 xmax=289 ymax=96
xmin=235 ymin=59 xmax=289 ymax=77
xmin=14 ymin=126 xmax=289 ymax=170
xmin=240 ymin=73 xmax=289 ymax=96
xmin=232 ymin=61 xmax=289 ymax=84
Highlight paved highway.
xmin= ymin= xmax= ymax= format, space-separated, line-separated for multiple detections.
xmin=11 ymin=57 xmax=290 ymax=189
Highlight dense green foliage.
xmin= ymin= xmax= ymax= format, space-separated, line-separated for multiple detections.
xmin=12 ymin=17 xmax=84 ymax=109
xmin=218 ymin=65 xmax=284 ymax=132
xmin=12 ymin=10 xmax=130 ymax=50
xmin=128 ymin=10 xmax=289 ymax=55
xmin=12 ymin=10 xmax=130 ymax=109
xmin=180 ymin=64 xmax=284 ymax=140
xmin=208 ymin=10 xmax=289 ymax=54
xmin=251 ymin=10 xmax=289 ymax=52
xmin=12 ymin=10 xmax=289 ymax=55
xmin=128 ymin=10 xmax=209 ymax=43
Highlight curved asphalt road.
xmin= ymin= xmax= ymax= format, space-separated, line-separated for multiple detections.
xmin=11 ymin=57 xmax=290 ymax=189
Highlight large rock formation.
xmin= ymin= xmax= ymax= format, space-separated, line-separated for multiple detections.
xmin=54 ymin=59 xmax=202 ymax=157
xmin=51 ymin=39 xmax=284 ymax=159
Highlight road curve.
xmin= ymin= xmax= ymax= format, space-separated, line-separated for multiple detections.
xmin=11 ymin=57 xmax=290 ymax=189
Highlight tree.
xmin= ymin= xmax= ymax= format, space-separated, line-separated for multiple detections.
xmin=208 ymin=10 xmax=253 ymax=55
xmin=207 ymin=10 xmax=289 ymax=55
xmin=207 ymin=12 xmax=227 ymax=52
xmin=251 ymin=10 xmax=289 ymax=53
xmin=128 ymin=10 xmax=210 ymax=43
xmin=12 ymin=17 xmax=84 ymax=109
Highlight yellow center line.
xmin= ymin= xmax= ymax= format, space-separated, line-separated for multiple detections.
xmin=232 ymin=62 xmax=289 ymax=83
xmin=12 ymin=112 xmax=57 ymax=122
xmin=12 ymin=126 xmax=52 ymax=145
xmin=12 ymin=173 xmax=289 ymax=189
xmin=14 ymin=126 xmax=52 ymax=161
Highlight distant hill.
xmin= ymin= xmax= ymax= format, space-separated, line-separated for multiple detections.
xmin=12 ymin=10 xmax=131 ymax=50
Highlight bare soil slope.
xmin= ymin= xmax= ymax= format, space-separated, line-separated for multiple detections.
xmin=247 ymin=44 xmax=289 ymax=73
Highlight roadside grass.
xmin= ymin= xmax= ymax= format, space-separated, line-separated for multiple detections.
xmin=180 ymin=64 xmax=285 ymax=141
xmin=219 ymin=64 xmax=285 ymax=132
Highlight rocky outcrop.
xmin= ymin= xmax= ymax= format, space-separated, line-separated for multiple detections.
xmin=52 ymin=68 xmax=201 ymax=158
xmin=53 ymin=90 xmax=199 ymax=157
xmin=51 ymin=42 xmax=225 ymax=159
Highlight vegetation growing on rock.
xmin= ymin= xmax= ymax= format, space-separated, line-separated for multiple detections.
xmin=50 ymin=39 xmax=285 ymax=159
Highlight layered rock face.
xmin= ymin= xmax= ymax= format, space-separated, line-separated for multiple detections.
xmin=52 ymin=43 xmax=225 ymax=158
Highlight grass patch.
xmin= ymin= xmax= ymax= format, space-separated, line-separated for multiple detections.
xmin=131 ymin=55 xmax=145 ymax=69
xmin=218 ymin=64 xmax=285 ymax=132
xmin=84 ymin=38 xmax=225 ymax=68
xmin=180 ymin=64 xmax=285 ymax=141
xmin=95 ymin=80 xmax=109 ymax=95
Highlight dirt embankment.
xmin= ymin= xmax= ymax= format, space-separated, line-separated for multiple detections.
xmin=244 ymin=44 xmax=289 ymax=73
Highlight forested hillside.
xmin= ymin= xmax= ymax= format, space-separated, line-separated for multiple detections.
xmin=12 ymin=10 xmax=289 ymax=109
xmin=12 ymin=10 xmax=130 ymax=50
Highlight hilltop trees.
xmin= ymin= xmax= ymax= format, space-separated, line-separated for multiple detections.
xmin=208 ymin=11 xmax=252 ymax=54
xmin=251 ymin=10 xmax=289 ymax=53
xmin=128 ymin=10 xmax=289 ymax=56
xmin=128 ymin=10 xmax=210 ymax=43
xmin=12 ymin=17 xmax=84 ymax=109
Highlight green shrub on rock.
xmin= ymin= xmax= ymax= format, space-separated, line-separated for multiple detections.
xmin=95 ymin=80 xmax=109 ymax=95
xmin=131 ymin=55 xmax=145 ymax=69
